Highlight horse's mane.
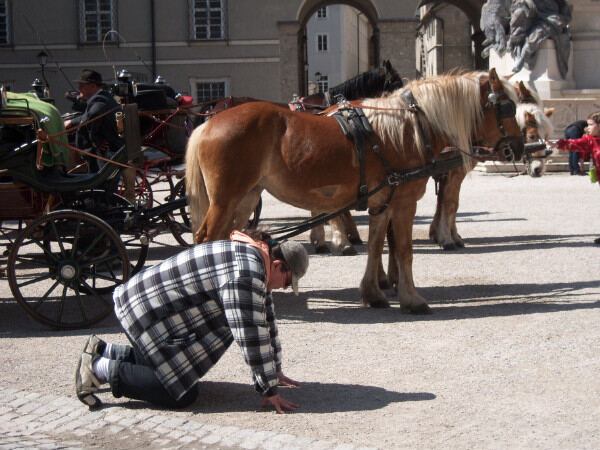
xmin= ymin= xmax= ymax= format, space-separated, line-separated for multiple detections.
xmin=327 ymin=67 xmax=387 ymax=101
xmin=516 ymin=103 xmax=554 ymax=139
xmin=362 ymin=71 xmax=519 ymax=170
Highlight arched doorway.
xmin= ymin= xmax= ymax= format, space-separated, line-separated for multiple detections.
xmin=298 ymin=0 xmax=380 ymax=95
xmin=278 ymin=0 xmax=380 ymax=98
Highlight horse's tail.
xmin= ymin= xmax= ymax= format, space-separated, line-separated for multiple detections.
xmin=185 ymin=122 xmax=210 ymax=243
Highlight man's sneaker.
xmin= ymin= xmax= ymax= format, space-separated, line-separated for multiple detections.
xmin=75 ymin=352 xmax=102 ymax=409
xmin=82 ymin=334 xmax=105 ymax=357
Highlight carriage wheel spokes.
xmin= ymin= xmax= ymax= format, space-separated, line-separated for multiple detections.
xmin=165 ymin=178 xmax=193 ymax=247
xmin=118 ymin=170 xmax=154 ymax=208
xmin=7 ymin=210 xmax=130 ymax=329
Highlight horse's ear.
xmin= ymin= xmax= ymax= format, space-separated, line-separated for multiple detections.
xmin=525 ymin=111 xmax=535 ymax=122
xmin=518 ymin=81 xmax=530 ymax=97
xmin=488 ymin=68 xmax=503 ymax=91
xmin=384 ymin=59 xmax=391 ymax=70
xmin=544 ymin=107 xmax=555 ymax=118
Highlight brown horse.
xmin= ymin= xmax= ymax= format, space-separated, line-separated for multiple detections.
xmin=426 ymin=80 xmax=554 ymax=251
xmin=185 ymin=68 xmax=523 ymax=312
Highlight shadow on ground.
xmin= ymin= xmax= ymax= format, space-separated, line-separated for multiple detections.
xmin=105 ymin=381 xmax=434 ymax=414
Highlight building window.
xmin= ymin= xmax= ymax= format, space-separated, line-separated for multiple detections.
xmin=317 ymin=75 xmax=328 ymax=93
xmin=316 ymin=7 xmax=327 ymax=19
xmin=317 ymin=34 xmax=328 ymax=52
xmin=195 ymin=80 xmax=226 ymax=102
xmin=0 ymin=0 xmax=9 ymax=45
xmin=80 ymin=0 xmax=117 ymax=43
xmin=193 ymin=0 xmax=224 ymax=40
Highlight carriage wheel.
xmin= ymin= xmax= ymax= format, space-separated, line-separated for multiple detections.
xmin=165 ymin=178 xmax=193 ymax=247
xmin=117 ymin=171 xmax=153 ymax=208
xmin=7 ymin=210 xmax=130 ymax=329
xmin=66 ymin=191 xmax=149 ymax=276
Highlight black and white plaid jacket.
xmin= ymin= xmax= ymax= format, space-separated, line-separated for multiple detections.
xmin=113 ymin=240 xmax=282 ymax=401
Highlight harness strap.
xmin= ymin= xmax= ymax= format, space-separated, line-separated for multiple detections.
xmin=270 ymin=150 xmax=464 ymax=240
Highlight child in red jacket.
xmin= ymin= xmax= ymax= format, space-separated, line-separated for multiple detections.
xmin=556 ymin=111 xmax=600 ymax=244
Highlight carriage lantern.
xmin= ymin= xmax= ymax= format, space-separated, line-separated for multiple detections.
xmin=112 ymin=69 xmax=135 ymax=101
xmin=154 ymin=75 xmax=167 ymax=85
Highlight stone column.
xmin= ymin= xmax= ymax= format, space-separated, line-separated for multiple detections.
xmin=379 ymin=19 xmax=419 ymax=79
xmin=278 ymin=21 xmax=302 ymax=102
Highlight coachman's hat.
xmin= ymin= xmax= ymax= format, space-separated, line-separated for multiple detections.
xmin=73 ymin=69 xmax=104 ymax=86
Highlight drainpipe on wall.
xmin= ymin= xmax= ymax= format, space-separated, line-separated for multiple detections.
xmin=150 ymin=0 xmax=157 ymax=80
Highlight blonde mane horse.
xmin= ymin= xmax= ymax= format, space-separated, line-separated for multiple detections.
xmin=426 ymin=80 xmax=553 ymax=252
xmin=185 ymin=68 xmax=523 ymax=312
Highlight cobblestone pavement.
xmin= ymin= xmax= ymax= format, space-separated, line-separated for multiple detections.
xmin=1 ymin=172 xmax=599 ymax=449
xmin=0 ymin=387 xmax=374 ymax=449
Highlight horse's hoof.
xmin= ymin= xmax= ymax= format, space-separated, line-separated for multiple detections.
xmin=341 ymin=246 xmax=357 ymax=256
xmin=401 ymin=303 xmax=433 ymax=314
xmin=315 ymin=245 xmax=330 ymax=254
xmin=442 ymin=242 xmax=458 ymax=251
xmin=348 ymin=236 xmax=363 ymax=245
xmin=455 ymin=240 xmax=465 ymax=248
xmin=366 ymin=298 xmax=390 ymax=308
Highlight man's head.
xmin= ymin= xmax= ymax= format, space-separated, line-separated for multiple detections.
xmin=269 ymin=241 xmax=309 ymax=295
xmin=73 ymin=69 xmax=104 ymax=100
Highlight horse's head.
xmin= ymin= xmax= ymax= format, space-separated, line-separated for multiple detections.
xmin=475 ymin=68 xmax=524 ymax=161
xmin=382 ymin=60 xmax=403 ymax=92
xmin=513 ymin=81 xmax=554 ymax=143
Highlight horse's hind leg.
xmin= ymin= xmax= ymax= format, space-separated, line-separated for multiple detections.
xmin=195 ymin=202 xmax=238 ymax=243
xmin=360 ymin=210 xmax=391 ymax=308
xmin=330 ymin=215 xmax=356 ymax=256
xmin=232 ymin=187 xmax=263 ymax=230
xmin=341 ymin=211 xmax=362 ymax=244
xmin=429 ymin=168 xmax=467 ymax=250
xmin=309 ymin=216 xmax=330 ymax=254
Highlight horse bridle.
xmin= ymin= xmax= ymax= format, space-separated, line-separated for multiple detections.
xmin=480 ymin=82 xmax=523 ymax=161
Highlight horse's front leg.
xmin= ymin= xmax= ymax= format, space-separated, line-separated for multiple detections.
xmin=390 ymin=199 xmax=432 ymax=314
xmin=360 ymin=210 xmax=391 ymax=308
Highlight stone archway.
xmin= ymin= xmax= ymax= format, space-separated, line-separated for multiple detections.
xmin=278 ymin=0 xmax=381 ymax=99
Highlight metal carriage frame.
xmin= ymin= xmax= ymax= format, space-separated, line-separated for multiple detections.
xmin=0 ymin=87 xmax=192 ymax=329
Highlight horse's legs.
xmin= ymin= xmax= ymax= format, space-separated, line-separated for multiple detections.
xmin=341 ymin=211 xmax=362 ymax=244
xmin=309 ymin=216 xmax=330 ymax=254
xmin=231 ymin=187 xmax=263 ymax=230
xmin=429 ymin=167 xmax=469 ymax=250
xmin=390 ymin=198 xmax=431 ymax=314
xmin=330 ymin=215 xmax=357 ymax=255
xmin=385 ymin=221 xmax=398 ymax=288
xmin=360 ymin=211 xmax=391 ymax=308
xmin=195 ymin=201 xmax=238 ymax=243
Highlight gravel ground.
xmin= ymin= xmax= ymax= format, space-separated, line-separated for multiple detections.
xmin=1 ymin=170 xmax=599 ymax=449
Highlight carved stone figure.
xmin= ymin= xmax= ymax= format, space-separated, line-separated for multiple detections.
xmin=480 ymin=0 xmax=572 ymax=78
xmin=480 ymin=0 xmax=512 ymax=58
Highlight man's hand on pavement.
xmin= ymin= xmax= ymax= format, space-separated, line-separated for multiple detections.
xmin=261 ymin=394 xmax=299 ymax=414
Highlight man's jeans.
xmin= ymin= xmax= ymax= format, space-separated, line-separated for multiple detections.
xmin=569 ymin=151 xmax=580 ymax=174
xmin=106 ymin=343 xmax=198 ymax=409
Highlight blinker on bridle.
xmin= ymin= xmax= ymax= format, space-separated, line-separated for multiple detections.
xmin=485 ymin=83 xmax=517 ymax=136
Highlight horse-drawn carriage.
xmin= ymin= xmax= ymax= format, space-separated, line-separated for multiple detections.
xmin=0 ymin=84 xmax=193 ymax=329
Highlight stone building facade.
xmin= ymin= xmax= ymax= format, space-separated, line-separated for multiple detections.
xmin=0 ymin=0 xmax=420 ymax=112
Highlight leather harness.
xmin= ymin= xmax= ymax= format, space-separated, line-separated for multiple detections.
xmin=270 ymin=93 xmax=464 ymax=240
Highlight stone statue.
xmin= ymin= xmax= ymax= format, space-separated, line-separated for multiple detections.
xmin=480 ymin=0 xmax=512 ymax=58
xmin=480 ymin=0 xmax=572 ymax=78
